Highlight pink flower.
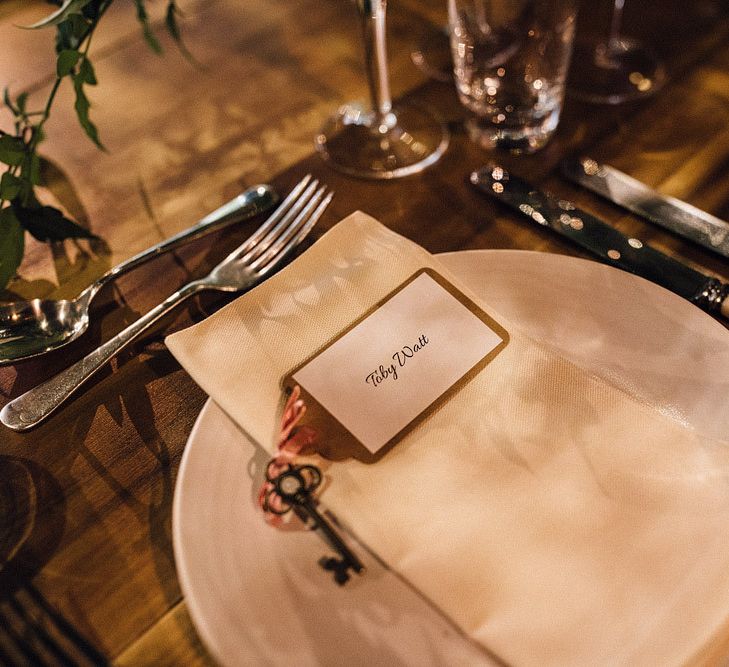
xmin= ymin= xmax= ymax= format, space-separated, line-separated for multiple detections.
xmin=258 ymin=385 xmax=319 ymax=524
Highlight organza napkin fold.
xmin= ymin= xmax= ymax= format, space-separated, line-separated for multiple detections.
xmin=167 ymin=212 xmax=729 ymax=666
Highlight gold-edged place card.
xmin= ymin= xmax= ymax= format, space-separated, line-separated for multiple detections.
xmin=283 ymin=268 xmax=509 ymax=462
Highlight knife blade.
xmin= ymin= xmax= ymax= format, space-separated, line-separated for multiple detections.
xmin=470 ymin=165 xmax=729 ymax=320
xmin=561 ymin=157 xmax=729 ymax=259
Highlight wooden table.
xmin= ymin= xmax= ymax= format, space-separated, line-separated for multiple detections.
xmin=1 ymin=0 xmax=728 ymax=664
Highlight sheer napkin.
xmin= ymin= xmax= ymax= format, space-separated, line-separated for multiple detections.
xmin=167 ymin=212 xmax=729 ymax=666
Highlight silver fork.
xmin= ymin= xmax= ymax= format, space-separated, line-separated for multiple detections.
xmin=1 ymin=175 xmax=332 ymax=432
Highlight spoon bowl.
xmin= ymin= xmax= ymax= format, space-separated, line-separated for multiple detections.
xmin=0 ymin=183 xmax=277 ymax=365
xmin=0 ymin=296 xmax=91 ymax=362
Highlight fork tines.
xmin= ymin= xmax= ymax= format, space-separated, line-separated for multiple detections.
xmin=230 ymin=175 xmax=333 ymax=274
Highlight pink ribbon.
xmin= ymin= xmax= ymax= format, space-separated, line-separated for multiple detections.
xmin=258 ymin=385 xmax=318 ymax=522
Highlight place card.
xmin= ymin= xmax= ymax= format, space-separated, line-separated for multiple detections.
xmin=285 ymin=269 xmax=509 ymax=459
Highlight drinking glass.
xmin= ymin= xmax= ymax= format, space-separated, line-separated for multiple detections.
xmin=448 ymin=0 xmax=578 ymax=154
xmin=315 ymin=0 xmax=449 ymax=179
xmin=568 ymin=0 xmax=666 ymax=104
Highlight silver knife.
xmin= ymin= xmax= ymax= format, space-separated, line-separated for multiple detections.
xmin=470 ymin=165 xmax=729 ymax=320
xmin=562 ymin=157 xmax=729 ymax=259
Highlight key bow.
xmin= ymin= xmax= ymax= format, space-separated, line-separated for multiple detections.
xmin=263 ymin=461 xmax=322 ymax=515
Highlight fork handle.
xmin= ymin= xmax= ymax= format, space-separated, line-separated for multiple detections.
xmin=82 ymin=185 xmax=277 ymax=300
xmin=1 ymin=280 xmax=207 ymax=432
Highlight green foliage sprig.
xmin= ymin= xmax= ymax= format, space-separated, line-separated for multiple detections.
xmin=0 ymin=0 xmax=185 ymax=290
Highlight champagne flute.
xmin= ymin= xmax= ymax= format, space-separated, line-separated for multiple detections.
xmin=568 ymin=0 xmax=666 ymax=104
xmin=315 ymin=0 xmax=449 ymax=179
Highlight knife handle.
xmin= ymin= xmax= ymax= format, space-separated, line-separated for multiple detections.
xmin=471 ymin=165 xmax=729 ymax=322
xmin=697 ymin=280 xmax=729 ymax=319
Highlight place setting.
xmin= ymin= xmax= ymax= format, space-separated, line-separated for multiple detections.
xmin=0 ymin=0 xmax=728 ymax=664
xmin=169 ymin=211 xmax=729 ymax=666
xmin=168 ymin=2 xmax=729 ymax=664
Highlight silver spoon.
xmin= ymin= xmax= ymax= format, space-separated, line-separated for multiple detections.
xmin=0 ymin=183 xmax=278 ymax=365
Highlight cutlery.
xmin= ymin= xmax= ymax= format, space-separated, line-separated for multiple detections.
xmin=1 ymin=175 xmax=332 ymax=432
xmin=471 ymin=165 xmax=729 ymax=320
xmin=0 ymin=183 xmax=278 ymax=366
xmin=562 ymin=156 xmax=729 ymax=258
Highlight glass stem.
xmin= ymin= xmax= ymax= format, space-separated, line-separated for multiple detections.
xmin=607 ymin=0 xmax=625 ymax=50
xmin=357 ymin=0 xmax=395 ymax=129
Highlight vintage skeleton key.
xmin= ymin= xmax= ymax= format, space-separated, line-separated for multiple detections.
xmin=264 ymin=461 xmax=365 ymax=585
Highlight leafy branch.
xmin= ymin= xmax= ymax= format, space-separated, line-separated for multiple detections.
xmin=0 ymin=0 xmax=186 ymax=291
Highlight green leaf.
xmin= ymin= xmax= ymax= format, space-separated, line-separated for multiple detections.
xmin=0 ymin=135 xmax=26 ymax=167
xmin=20 ymin=0 xmax=95 ymax=30
xmin=0 ymin=207 xmax=25 ymax=290
xmin=12 ymin=201 xmax=96 ymax=242
xmin=72 ymin=75 xmax=104 ymax=150
xmin=21 ymin=153 xmax=42 ymax=187
xmin=56 ymin=12 xmax=90 ymax=52
xmin=57 ymin=49 xmax=82 ymax=77
xmin=33 ymin=125 xmax=46 ymax=146
xmin=134 ymin=0 xmax=163 ymax=54
xmin=79 ymin=57 xmax=97 ymax=85
xmin=165 ymin=1 xmax=195 ymax=62
xmin=165 ymin=1 xmax=181 ymax=41
xmin=3 ymin=87 xmax=18 ymax=114
xmin=16 ymin=92 xmax=28 ymax=114
xmin=0 ymin=172 xmax=22 ymax=200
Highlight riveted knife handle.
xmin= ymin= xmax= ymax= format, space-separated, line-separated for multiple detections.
xmin=470 ymin=165 xmax=729 ymax=321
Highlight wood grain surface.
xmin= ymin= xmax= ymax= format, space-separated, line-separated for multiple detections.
xmin=0 ymin=0 xmax=728 ymax=664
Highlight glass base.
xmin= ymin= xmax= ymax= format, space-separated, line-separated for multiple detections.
xmin=315 ymin=101 xmax=449 ymax=179
xmin=465 ymin=107 xmax=560 ymax=155
xmin=568 ymin=36 xmax=667 ymax=104
xmin=411 ymin=26 xmax=452 ymax=83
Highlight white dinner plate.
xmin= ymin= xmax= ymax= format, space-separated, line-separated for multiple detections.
xmin=172 ymin=250 xmax=729 ymax=666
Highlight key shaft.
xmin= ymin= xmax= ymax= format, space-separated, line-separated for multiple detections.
xmin=298 ymin=496 xmax=365 ymax=574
